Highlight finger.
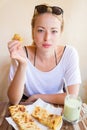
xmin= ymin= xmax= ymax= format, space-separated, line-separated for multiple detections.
xmin=8 ymin=40 xmax=21 ymax=50
xmin=8 ymin=43 xmax=22 ymax=55
xmin=9 ymin=43 xmax=21 ymax=53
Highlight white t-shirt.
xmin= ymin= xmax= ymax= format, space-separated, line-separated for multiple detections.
xmin=8 ymin=45 xmax=81 ymax=97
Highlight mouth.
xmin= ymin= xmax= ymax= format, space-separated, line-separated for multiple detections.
xmin=42 ymin=43 xmax=52 ymax=48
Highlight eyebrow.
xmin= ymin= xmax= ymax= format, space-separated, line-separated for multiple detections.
xmin=37 ymin=26 xmax=59 ymax=29
xmin=51 ymin=27 xmax=59 ymax=30
xmin=37 ymin=26 xmax=45 ymax=29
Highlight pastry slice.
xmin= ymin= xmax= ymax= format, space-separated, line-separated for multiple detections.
xmin=12 ymin=34 xmax=23 ymax=42
xmin=32 ymin=106 xmax=62 ymax=130
xmin=9 ymin=105 xmax=41 ymax=130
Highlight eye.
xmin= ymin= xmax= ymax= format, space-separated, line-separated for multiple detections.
xmin=37 ymin=29 xmax=44 ymax=33
xmin=52 ymin=30 xmax=58 ymax=34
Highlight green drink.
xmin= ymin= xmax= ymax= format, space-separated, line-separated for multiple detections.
xmin=63 ymin=94 xmax=82 ymax=122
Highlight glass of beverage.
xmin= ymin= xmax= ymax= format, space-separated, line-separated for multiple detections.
xmin=63 ymin=94 xmax=82 ymax=122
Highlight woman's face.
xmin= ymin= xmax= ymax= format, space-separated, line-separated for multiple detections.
xmin=33 ymin=13 xmax=62 ymax=51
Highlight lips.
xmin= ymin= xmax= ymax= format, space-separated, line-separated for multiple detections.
xmin=42 ymin=43 xmax=52 ymax=48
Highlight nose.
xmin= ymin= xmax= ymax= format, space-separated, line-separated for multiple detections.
xmin=44 ymin=31 xmax=51 ymax=41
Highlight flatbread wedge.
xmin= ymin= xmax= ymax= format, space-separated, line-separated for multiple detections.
xmin=12 ymin=34 xmax=23 ymax=42
xmin=9 ymin=105 xmax=41 ymax=130
xmin=32 ymin=106 xmax=62 ymax=130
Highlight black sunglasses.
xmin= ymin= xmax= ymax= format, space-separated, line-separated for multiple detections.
xmin=34 ymin=5 xmax=63 ymax=15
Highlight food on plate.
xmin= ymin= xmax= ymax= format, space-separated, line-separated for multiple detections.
xmin=9 ymin=105 xmax=41 ymax=130
xmin=12 ymin=34 xmax=23 ymax=42
xmin=32 ymin=106 xmax=62 ymax=130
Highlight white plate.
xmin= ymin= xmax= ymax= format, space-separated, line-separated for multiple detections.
xmin=6 ymin=98 xmax=63 ymax=130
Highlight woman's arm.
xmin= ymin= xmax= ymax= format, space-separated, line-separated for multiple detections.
xmin=8 ymin=64 xmax=27 ymax=105
xmin=8 ymin=40 xmax=28 ymax=105
xmin=21 ymin=84 xmax=80 ymax=105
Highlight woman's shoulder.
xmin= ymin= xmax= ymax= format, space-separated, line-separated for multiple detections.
xmin=24 ymin=44 xmax=36 ymax=53
xmin=24 ymin=45 xmax=36 ymax=60
xmin=65 ymin=44 xmax=78 ymax=54
xmin=56 ymin=44 xmax=76 ymax=51
xmin=57 ymin=44 xmax=79 ymax=59
xmin=56 ymin=44 xmax=76 ymax=56
xmin=26 ymin=45 xmax=36 ymax=50
xmin=63 ymin=45 xmax=79 ymax=60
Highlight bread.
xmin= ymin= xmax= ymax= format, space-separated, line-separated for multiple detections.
xmin=12 ymin=34 xmax=23 ymax=42
xmin=32 ymin=106 xmax=62 ymax=130
xmin=9 ymin=105 xmax=41 ymax=130
xmin=9 ymin=105 xmax=62 ymax=130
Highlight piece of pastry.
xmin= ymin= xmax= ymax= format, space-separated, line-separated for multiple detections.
xmin=9 ymin=105 xmax=41 ymax=130
xmin=12 ymin=34 xmax=23 ymax=42
xmin=32 ymin=106 xmax=62 ymax=130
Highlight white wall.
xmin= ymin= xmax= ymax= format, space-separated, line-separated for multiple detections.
xmin=0 ymin=0 xmax=87 ymax=102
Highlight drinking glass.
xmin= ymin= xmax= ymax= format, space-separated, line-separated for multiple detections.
xmin=63 ymin=94 xmax=82 ymax=122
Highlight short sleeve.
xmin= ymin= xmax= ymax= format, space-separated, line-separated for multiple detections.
xmin=64 ymin=47 xmax=81 ymax=86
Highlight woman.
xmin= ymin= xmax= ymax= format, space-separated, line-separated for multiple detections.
xmin=8 ymin=4 xmax=81 ymax=105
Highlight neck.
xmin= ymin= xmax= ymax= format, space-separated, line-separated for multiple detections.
xmin=34 ymin=47 xmax=57 ymax=67
xmin=36 ymin=48 xmax=55 ymax=59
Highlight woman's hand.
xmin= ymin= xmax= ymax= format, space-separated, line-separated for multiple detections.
xmin=8 ymin=40 xmax=27 ymax=66
xmin=20 ymin=95 xmax=38 ymax=105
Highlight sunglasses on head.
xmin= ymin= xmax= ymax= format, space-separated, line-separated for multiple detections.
xmin=34 ymin=4 xmax=63 ymax=16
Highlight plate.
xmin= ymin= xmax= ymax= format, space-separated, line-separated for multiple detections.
xmin=6 ymin=98 xmax=63 ymax=130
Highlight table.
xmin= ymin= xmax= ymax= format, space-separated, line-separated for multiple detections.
xmin=0 ymin=101 xmax=87 ymax=130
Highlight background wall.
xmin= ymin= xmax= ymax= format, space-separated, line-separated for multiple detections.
xmin=0 ymin=0 xmax=87 ymax=102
